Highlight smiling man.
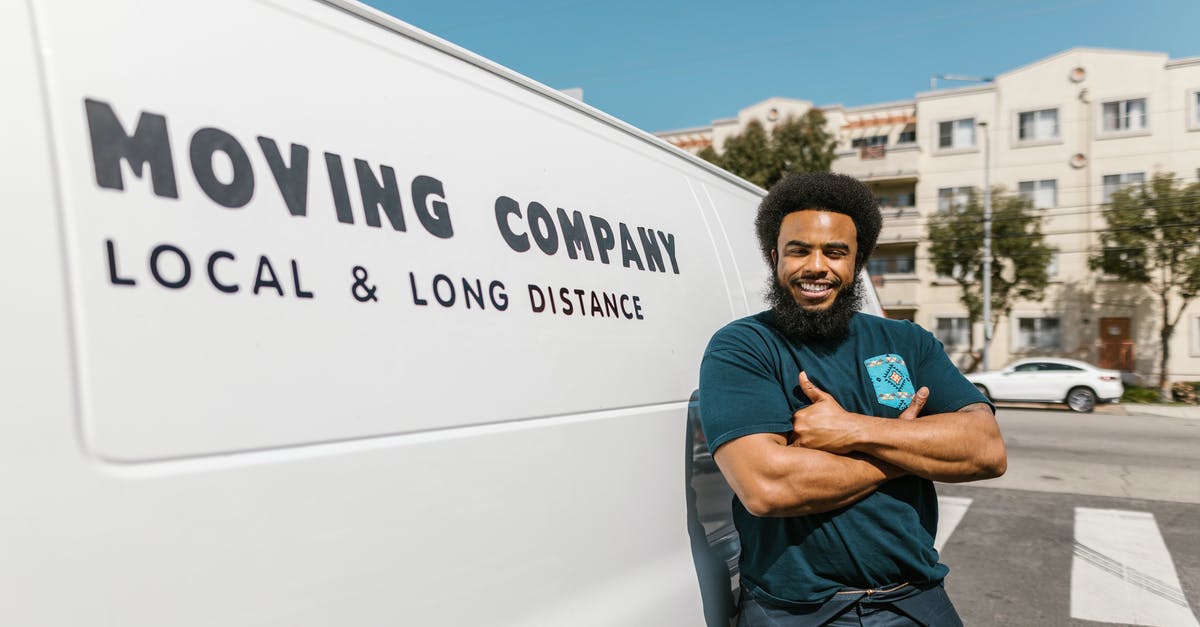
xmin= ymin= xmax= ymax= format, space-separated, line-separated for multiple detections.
xmin=698 ymin=172 xmax=1006 ymax=626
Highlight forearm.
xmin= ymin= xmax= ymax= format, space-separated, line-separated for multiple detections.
xmin=765 ymin=450 xmax=905 ymax=517
xmin=716 ymin=441 xmax=905 ymax=517
xmin=851 ymin=408 xmax=1006 ymax=482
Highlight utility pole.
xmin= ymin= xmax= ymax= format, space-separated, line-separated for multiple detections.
xmin=979 ymin=120 xmax=992 ymax=372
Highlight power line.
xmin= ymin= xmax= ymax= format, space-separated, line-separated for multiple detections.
xmin=848 ymin=149 xmax=1200 ymax=181
xmin=880 ymin=198 xmax=1200 ymax=229
xmin=897 ymin=173 xmax=1200 ymax=195
xmin=871 ymin=181 xmax=1200 ymax=227
xmin=894 ymin=239 xmax=1200 ymax=265
xmin=883 ymin=218 xmax=1200 ymax=246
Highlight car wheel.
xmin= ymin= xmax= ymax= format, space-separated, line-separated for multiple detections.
xmin=973 ymin=384 xmax=991 ymax=401
xmin=1066 ymin=387 xmax=1096 ymax=413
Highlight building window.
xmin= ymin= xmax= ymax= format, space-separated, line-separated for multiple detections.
xmin=1101 ymin=98 xmax=1147 ymax=132
xmin=938 ymin=118 xmax=976 ymax=149
xmin=867 ymin=248 xmax=916 ymax=275
xmin=935 ymin=317 xmax=971 ymax=349
xmin=898 ymin=125 xmax=917 ymax=144
xmin=1191 ymin=90 xmax=1200 ymax=128
xmin=1102 ymin=172 xmax=1145 ymax=203
xmin=875 ymin=192 xmax=915 ymax=208
xmin=1018 ymin=108 xmax=1059 ymax=141
xmin=1016 ymin=317 xmax=1061 ymax=350
xmin=1191 ymin=316 xmax=1200 ymax=357
xmin=1018 ymin=179 xmax=1057 ymax=209
xmin=937 ymin=186 xmax=972 ymax=212
xmin=1046 ymin=252 xmax=1059 ymax=278
xmin=851 ymin=135 xmax=888 ymax=148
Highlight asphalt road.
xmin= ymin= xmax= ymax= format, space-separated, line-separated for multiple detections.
xmin=981 ymin=405 xmax=1200 ymax=504
xmin=938 ymin=405 xmax=1200 ymax=626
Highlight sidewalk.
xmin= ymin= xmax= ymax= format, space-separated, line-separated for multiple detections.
xmin=1095 ymin=403 xmax=1200 ymax=420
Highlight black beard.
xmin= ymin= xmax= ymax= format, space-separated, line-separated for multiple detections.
xmin=766 ymin=274 xmax=862 ymax=345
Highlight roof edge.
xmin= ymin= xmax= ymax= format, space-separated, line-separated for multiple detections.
xmin=996 ymin=47 xmax=1170 ymax=81
xmin=1167 ymin=56 xmax=1200 ymax=69
xmin=916 ymin=83 xmax=996 ymax=101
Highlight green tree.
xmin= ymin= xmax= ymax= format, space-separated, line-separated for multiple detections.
xmin=717 ymin=119 xmax=778 ymax=188
xmin=1089 ymin=172 xmax=1200 ymax=397
xmin=772 ymin=109 xmax=837 ymax=176
xmin=926 ymin=189 xmax=1054 ymax=372
xmin=696 ymin=145 xmax=721 ymax=166
xmin=706 ymin=110 xmax=837 ymax=189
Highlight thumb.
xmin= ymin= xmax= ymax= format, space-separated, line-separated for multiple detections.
xmin=899 ymin=386 xmax=930 ymax=420
xmin=798 ymin=371 xmax=830 ymax=403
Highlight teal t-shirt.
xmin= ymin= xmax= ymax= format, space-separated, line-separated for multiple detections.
xmin=697 ymin=310 xmax=990 ymax=605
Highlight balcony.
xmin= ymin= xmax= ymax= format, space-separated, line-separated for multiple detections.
xmin=860 ymin=145 xmax=886 ymax=160
xmin=877 ymin=206 xmax=923 ymax=243
xmin=834 ymin=143 xmax=920 ymax=182
xmin=871 ymin=274 xmax=921 ymax=311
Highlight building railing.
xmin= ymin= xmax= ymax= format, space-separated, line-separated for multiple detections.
xmin=880 ymin=205 xmax=917 ymax=217
xmin=860 ymin=145 xmax=886 ymax=159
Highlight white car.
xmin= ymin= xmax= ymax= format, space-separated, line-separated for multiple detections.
xmin=965 ymin=357 xmax=1124 ymax=413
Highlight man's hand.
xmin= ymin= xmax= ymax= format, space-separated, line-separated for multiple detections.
xmin=791 ymin=372 xmax=930 ymax=452
xmin=790 ymin=372 xmax=860 ymax=453
xmin=898 ymin=385 xmax=930 ymax=420
xmin=789 ymin=372 xmax=1005 ymax=482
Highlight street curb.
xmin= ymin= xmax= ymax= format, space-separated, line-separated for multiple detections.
xmin=994 ymin=402 xmax=1200 ymax=420
xmin=1104 ymin=403 xmax=1200 ymax=418
xmin=1097 ymin=403 xmax=1200 ymax=420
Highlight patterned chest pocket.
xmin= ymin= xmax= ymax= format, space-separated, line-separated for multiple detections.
xmin=864 ymin=353 xmax=915 ymax=411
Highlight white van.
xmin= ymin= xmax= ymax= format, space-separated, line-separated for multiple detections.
xmin=1 ymin=1 xmax=882 ymax=625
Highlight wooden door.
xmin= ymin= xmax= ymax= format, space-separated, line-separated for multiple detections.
xmin=1098 ymin=317 xmax=1133 ymax=370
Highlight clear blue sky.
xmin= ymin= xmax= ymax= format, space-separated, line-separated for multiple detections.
xmin=363 ymin=0 xmax=1200 ymax=133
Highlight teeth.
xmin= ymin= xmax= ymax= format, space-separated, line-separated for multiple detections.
xmin=799 ymin=282 xmax=830 ymax=291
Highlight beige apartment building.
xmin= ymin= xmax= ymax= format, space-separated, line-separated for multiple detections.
xmin=657 ymin=48 xmax=1200 ymax=383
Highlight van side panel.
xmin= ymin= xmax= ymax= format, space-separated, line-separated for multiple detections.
xmin=695 ymin=181 xmax=771 ymax=316
xmin=35 ymin=0 xmax=747 ymax=462
xmin=0 ymin=0 xmax=771 ymax=625
xmin=0 ymin=1 xmax=111 ymax=624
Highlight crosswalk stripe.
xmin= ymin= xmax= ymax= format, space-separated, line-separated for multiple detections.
xmin=1070 ymin=507 xmax=1199 ymax=626
xmin=935 ymin=495 xmax=973 ymax=553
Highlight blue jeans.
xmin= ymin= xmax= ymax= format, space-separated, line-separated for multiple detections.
xmin=737 ymin=582 xmax=963 ymax=627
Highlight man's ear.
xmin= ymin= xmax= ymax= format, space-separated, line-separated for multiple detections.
xmin=770 ymin=249 xmax=778 ymax=266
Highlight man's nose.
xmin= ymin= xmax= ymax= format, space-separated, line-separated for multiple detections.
xmin=802 ymin=252 xmax=829 ymax=274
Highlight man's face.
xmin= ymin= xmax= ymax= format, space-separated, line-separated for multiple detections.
xmin=771 ymin=210 xmax=858 ymax=311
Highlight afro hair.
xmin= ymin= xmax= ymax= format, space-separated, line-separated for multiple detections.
xmin=754 ymin=172 xmax=882 ymax=271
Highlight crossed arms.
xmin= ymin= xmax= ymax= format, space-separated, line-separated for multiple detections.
xmin=712 ymin=372 xmax=1007 ymax=518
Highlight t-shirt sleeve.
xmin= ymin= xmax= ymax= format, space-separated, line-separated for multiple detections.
xmin=698 ymin=325 xmax=793 ymax=454
xmin=912 ymin=324 xmax=995 ymax=415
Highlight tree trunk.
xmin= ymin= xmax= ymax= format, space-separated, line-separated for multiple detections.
xmin=1159 ymin=324 xmax=1173 ymax=401
xmin=1159 ymin=289 xmax=1173 ymax=401
xmin=965 ymin=318 xmax=982 ymax=373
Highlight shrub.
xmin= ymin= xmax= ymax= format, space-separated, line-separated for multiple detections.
xmin=1122 ymin=386 xmax=1164 ymax=404
xmin=1171 ymin=381 xmax=1199 ymax=404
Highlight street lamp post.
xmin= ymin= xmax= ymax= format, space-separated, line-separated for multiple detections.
xmin=979 ymin=120 xmax=992 ymax=372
